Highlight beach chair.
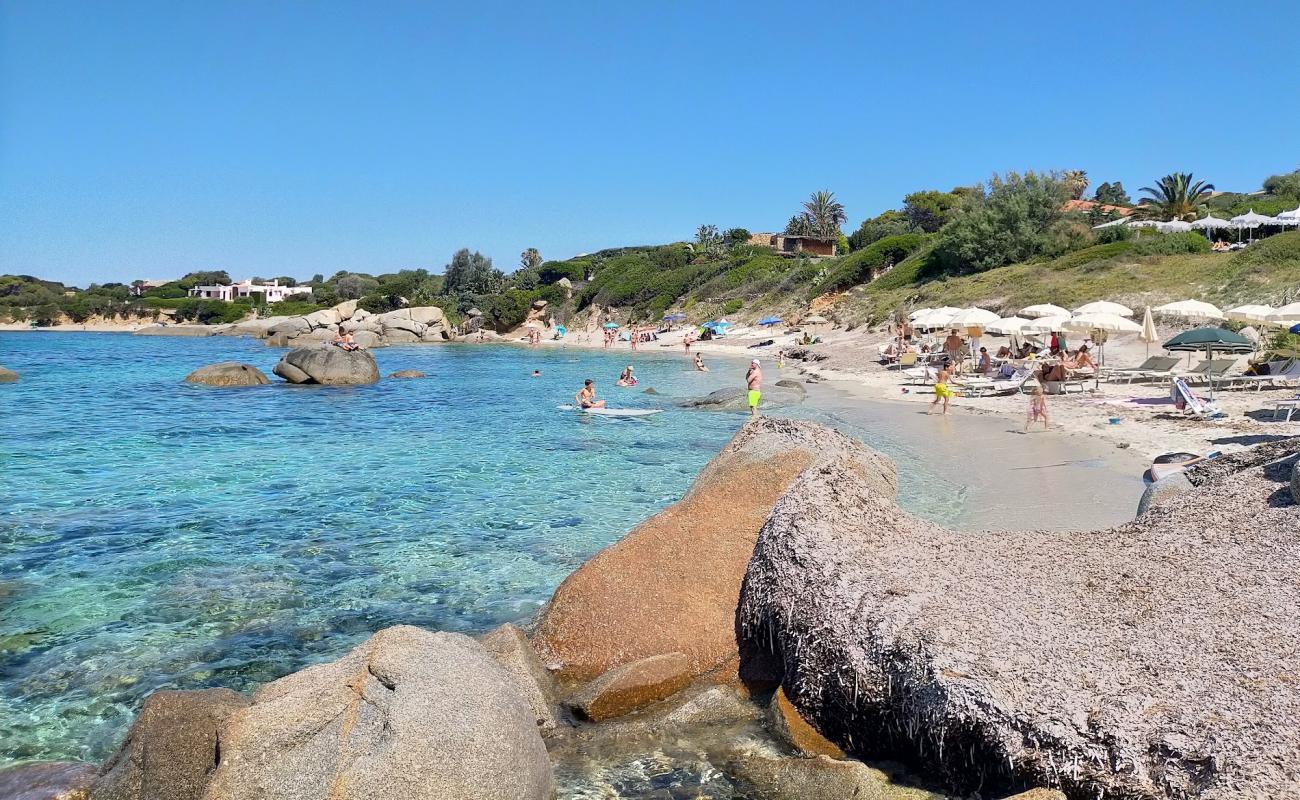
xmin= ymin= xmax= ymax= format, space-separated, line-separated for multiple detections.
xmin=1108 ymin=356 xmax=1178 ymax=384
xmin=1172 ymin=379 xmax=1226 ymax=418
xmin=963 ymin=367 xmax=1034 ymax=397
xmin=895 ymin=351 xmax=919 ymax=369
xmin=901 ymin=365 xmax=937 ymax=385
xmin=1182 ymin=358 xmax=1239 ymax=386
xmin=1223 ymin=359 xmax=1300 ymax=391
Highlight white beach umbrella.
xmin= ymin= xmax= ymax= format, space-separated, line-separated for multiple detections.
xmin=1091 ymin=217 xmax=1129 ymax=230
xmin=985 ymin=316 xmax=1032 ymax=335
xmin=907 ymin=307 xmax=934 ymax=321
xmin=1074 ymin=300 xmax=1134 ymax=317
xmin=1065 ymin=312 xmax=1142 ymax=333
xmin=1190 ymin=215 xmax=1234 ymax=231
xmin=1267 ymin=303 xmax=1300 ymax=324
xmin=1139 ymin=306 xmax=1159 ymax=357
xmin=1022 ymin=315 xmax=1074 ymax=334
xmin=1279 ymin=206 xmax=1300 ymax=220
xmin=1152 ymin=300 xmax=1225 ymax=321
xmin=1224 ymin=304 xmax=1276 ymax=324
xmin=1021 ymin=303 xmax=1070 ymax=319
xmin=946 ymin=307 xmax=1000 ymax=327
xmin=1230 ymin=210 xmax=1273 ymax=228
xmin=1157 ymin=219 xmax=1193 ymax=233
xmin=913 ymin=307 xmax=961 ymax=327
xmin=1127 ymin=219 xmax=1161 ymax=229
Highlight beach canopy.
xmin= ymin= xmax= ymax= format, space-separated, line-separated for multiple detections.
xmin=1127 ymin=219 xmax=1160 ymax=229
xmin=1074 ymin=301 xmax=1134 ymax=317
xmin=702 ymin=320 xmax=732 ymax=330
xmin=1191 ymin=215 xmax=1234 ymax=231
xmin=758 ymin=316 xmax=783 ymax=326
xmin=1230 ymin=210 xmax=1273 ymax=228
xmin=1066 ymin=312 xmax=1142 ymax=333
xmin=1022 ymin=315 xmax=1073 ymax=334
xmin=1091 ymin=217 xmax=1129 ymax=230
xmin=946 ymin=307 xmax=999 ymax=326
xmin=1224 ymin=304 xmax=1276 ymax=324
xmin=1157 ymin=219 xmax=1193 ymax=233
xmin=1020 ymin=303 xmax=1070 ymax=319
xmin=1162 ymin=327 xmax=1254 ymax=354
xmin=1267 ymin=303 xmax=1300 ymax=324
xmin=1278 ymin=206 xmax=1300 ymax=220
xmin=602 ymin=321 xmax=621 ymax=329
xmin=911 ymin=306 xmax=960 ymax=326
xmin=907 ymin=307 xmax=934 ymax=320
xmin=1153 ymin=300 xmax=1225 ymax=321
xmin=985 ymin=316 xmax=1031 ymax=334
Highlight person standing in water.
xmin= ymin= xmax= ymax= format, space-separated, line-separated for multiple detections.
xmin=1024 ymin=384 xmax=1049 ymax=432
xmin=694 ymin=352 xmax=708 ymax=372
xmin=746 ymin=359 xmax=763 ymax=417
xmin=928 ymin=364 xmax=954 ymax=415
xmin=576 ymin=379 xmax=606 ymax=409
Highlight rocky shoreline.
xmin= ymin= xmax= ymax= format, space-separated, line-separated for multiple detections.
xmin=3 ymin=421 xmax=1296 ymax=799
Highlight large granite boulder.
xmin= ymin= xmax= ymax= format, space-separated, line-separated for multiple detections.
xmin=681 ymin=386 xmax=805 ymax=411
xmin=350 ymin=330 xmax=383 ymax=349
xmin=408 ymin=307 xmax=448 ymax=327
xmin=332 ymin=300 xmax=358 ymax=319
xmin=202 ymin=626 xmax=552 ymax=800
xmin=91 ymin=689 xmax=249 ymax=800
xmin=381 ymin=329 xmax=421 ymax=344
xmin=216 ymin=318 xmax=286 ymax=338
xmin=0 ymin=762 xmax=95 ymax=800
xmin=339 ymin=318 xmax=380 ymax=334
xmin=530 ymin=419 xmax=895 ymax=684
xmin=272 ymin=347 xmax=379 ymax=386
xmin=737 ymin=432 xmax=1300 ymax=798
xmin=565 ymin=653 xmax=693 ymax=722
xmin=303 ymin=309 xmax=341 ymax=329
xmin=479 ymin=624 xmax=555 ymax=732
xmin=265 ymin=317 xmax=311 ymax=338
xmin=183 ymin=363 xmax=270 ymax=387
xmin=0 ymin=366 xmax=18 ymax=383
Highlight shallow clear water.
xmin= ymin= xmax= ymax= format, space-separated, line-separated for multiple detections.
xmin=0 ymin=332 xmax=1143 ymax=768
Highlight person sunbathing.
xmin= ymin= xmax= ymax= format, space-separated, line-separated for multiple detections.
xmin=996 ymin=345 xmax=1013 ymax=359
xmin=1072 ymin=345 xmax=1097 ymax=370
xmin=332 ymin=329 xmax=360 ymax=351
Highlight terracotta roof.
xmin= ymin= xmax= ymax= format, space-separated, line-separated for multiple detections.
xmin=1063 ymin=199 xmax=1134 ymax=216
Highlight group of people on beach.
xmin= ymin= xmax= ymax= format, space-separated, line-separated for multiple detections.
xmin=573 ymin=355 xmax=763 ymax=417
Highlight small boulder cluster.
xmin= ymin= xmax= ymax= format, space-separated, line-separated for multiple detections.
xmin=219 ymin=300 xmax=453 ymax=348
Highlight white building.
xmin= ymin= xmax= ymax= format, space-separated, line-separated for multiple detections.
xmin=189 ymin=279 xmax=312 ymax=303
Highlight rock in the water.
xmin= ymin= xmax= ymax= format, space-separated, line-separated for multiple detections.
xmin=566 ymin=653 xmax=693 ymax=722
xmin=724 ymin=754 xmax=939 ymax=800
xmin=0 ymin=366 xmax=18 ymax=383
xmin=774 ymin=379 xmax=806 ymax=392
xmin=203 ymin=626 xmax=551 ymax=800
xmin=183 ymin=362 xmax=270 ymax=387
xmin=738 ymin=431 xmax=1300 ymax=798
xmin=767 ymin=687 xmax=843 ymax=758
xmin=681 ymin=386 xmax=804 ymax=411
xmin=272 ymin=347 xmax=379 ymax=386
xmin=265 ymin=317 xmax=311 ymax=338
xmin=0 ymin=762 xmax=95 ymax=800
xmin=91 ymin=689 xmax=249 ymax=800
xmin=531 ymin=419 xmax=894 ymax=684
xmin=134 ymin=325 xmax=213 ymax=337
xmin=480 ymin=624 xmax=556 ymax=732
xmin=653 ymin=685 xmax=758 ymax=731
xmin=387 ymin=370 xmax=427 ymax=379
xmin=382 ymin=328 xmax=421 ymax=344
xmin=642 ymin=387 xmax=658 ymax=395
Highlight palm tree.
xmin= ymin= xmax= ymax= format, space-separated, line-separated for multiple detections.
xmin=1062 ymin=170 xmax=1089 ymax=200
xmin=1136 ymin=173 xmax=1215 ymax=221
xmin=784 ymin=214 xmax=814 ymax=236
xmin=800 ymin=190 xmax=847 ymax=239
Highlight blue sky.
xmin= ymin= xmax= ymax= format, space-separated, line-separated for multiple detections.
xmin=2 ymin=1 xmax=1297 ymax=286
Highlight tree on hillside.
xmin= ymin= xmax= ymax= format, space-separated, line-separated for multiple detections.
xmin=1093 ymin=181 xmax=1132 ymax=206
xmin=520 ymin=248 xmax=543 ymax=272
xmin=902 ymin=190 xmax=961 ymax=233
xmin=693 ymin=225 xmax=724 ymax=258
xmin=1263 ymin=168 xmax=1300 ymax=199
xmin=336 ymin=273 xmax=379 ymax=300
xmin=848 ymin=210 xmax=913 ymax=251
xmin=1062 ymin=170 xmax=1089 ymax=200
xmin=799 ymin=190 xmax=847 ymax=239
xmin=784 ymin=214 xmax=813 ymax=236
xmin=1135 ymin=172 xmax=1215 ymax=221
xmin=178 ymin=271 xmax=231 ymax=288
xmin=442 ymin=248 xmax=504 ymax=295
xmin=932 ymin=171 xmax=1072 ymax=274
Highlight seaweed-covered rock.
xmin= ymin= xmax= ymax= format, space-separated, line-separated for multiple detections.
xmin=530 ymin=419 xmax=894 ymax=683
xmin=388 ymin=370 xmax=427 ymax=379
xmin=738 ymin=433 xmax=1300 ymax=798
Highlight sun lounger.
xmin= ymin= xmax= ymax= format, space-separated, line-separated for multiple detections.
xmin=1172 ymin=378 xmax=1227 ymax=418
xmin=1268 ymin=399 xmax=1300 ymax=421
xmin=1222 ymin=359 xmax=1300 ymax=391
xmin=962 ymin=367 xmax=1035 ymax=397
xmin=1180 ymin=358 xmax=1240 ymax=386
xmin=1107 ymin=356 xmax=1180 ymax=384
xmin=901 ymin=365 xmax=938 ymax=385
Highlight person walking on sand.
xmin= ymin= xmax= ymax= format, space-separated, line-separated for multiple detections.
xmin=1024 ymin=385 xmax=1049 ymax=432
xmin=927 ymin=365 xmax=954 ymax=415
xmin=746 ymin=359 xmax=763 ymax=417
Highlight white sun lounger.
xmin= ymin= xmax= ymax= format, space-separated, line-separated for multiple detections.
xmin=1223 ymin=359 xmax=1300 ymax=391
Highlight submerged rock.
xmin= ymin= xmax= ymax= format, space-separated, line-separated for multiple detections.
xmin=91 ymin=688 xmax=249 ymax=800
xmin=0 ymin=366 xmax=18 ymax=383
xmin=272 ymin=346 xmax=379 ymax=386
xmin=183 ymin=362 xmax=270 ymax=387
xmin=723 ymin=753 xmax=939 ymax=800
xmin=680 ymin=386 xmax=805 ymax=411
xmin=0 ymin=761 xmax=95 ymax=800
xmin=738 ymin=432 xmax=1300 ymax=797
xmin=566 ymin=653 xmax=693 ymax=722
xmin=202 ymin=625 xmax=551 ymax=800
xmin=387 ymin=370 xmax=427 ymax=379
xmin=530 ymin=418 xmax=894 ymax=684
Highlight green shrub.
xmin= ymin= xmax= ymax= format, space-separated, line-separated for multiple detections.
xmin=931 ymin=171 xmax=1070 ymax=274
xmin=1094 ymin=224 xmax=1134 ymax=244
xmin=1051 ymin=241 xmax=1134 ymax=269
xmin=266 ymin=300 xmax=323 ymax=317
xmin=722 ymin=299 xmax=744 ymax=315
xmin=1229 ymin=231 xmax=1300 ymax=266
xmin=1130 ymin=232 xmax=1211 ymax=256
xmin=538 ymin=260 xmax=586 ymax=284
xmin=812 ymin=233 xmax=927 ymax=295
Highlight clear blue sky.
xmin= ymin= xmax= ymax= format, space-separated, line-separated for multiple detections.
xmin=2 ymin=1 xmax=1297 ymax=286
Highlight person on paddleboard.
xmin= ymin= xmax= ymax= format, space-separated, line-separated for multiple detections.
xmin=576 ymin=379 xmax=606 ymax=409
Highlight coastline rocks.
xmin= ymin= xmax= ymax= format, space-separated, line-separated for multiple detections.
xmin=737 ymin=434 xmax=1300 ymax=797
xmin=387 ymin=370 xmax=427 ymax=379
xmin=681 ymin=386 xmax=805 ymax=411
xmin=479 ymin=623 xmax=556 ymax=732
xmin=0 ymin=762 xmax=96 ymax=800
xmin=183 ymin=362 xmax=270 ymax=387
xmin=91 ymin=689 xmax=249 ymax=800
xmin=723 ymin=754 xmax=939 ymax=800
xmin=767 ymin=687 xmax=843 ymax=758
xmin=133 ymin=325 xmax=213 ymax=337
xmin=202 ymin=626 xmax=552 ymax=800
xmin=272 ymin=347 xmax=379 ymax=386
xmin=565 ymin=653 xmax=693 ymax=722
xmin=0 ymin=366 xmax=18 ymax=382
xmin=530 ymin=418 xmax=895 ymax=684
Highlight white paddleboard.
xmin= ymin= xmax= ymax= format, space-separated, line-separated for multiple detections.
xmin=557 ymin=404 xmax=662 ymax=417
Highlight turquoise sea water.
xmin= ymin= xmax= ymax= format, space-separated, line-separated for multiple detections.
xmin=0 ymin=332 xmax=1143 ymax=769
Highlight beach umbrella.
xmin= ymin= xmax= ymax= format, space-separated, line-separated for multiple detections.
xmin=1231 ymin=210 xmax=1273 ymax=242
xmin=911 ymin=306 xmax=961 ymax=328
xmin=1127 ymin=219 xmax=1161 ymax=229
xmin=1157 ymin=219 xmax=1193 ymax=233
xmin=985 ymin=316 xmax=1031 ymax=335
xmin=1074 ymin=301 xmax=1134 ymax=317
xmin=1279 ymin=206 xmax=1300 ymax=220
xmin=946 ymin=307 xmax=999 ymax=327
xmin=758 ymin=316 xmax=783 ymax=326
xmin=1139 ymin=306 xmax=1159 ymax=357
xmin=1021 ymin=303 xmax=1070 ymax=319
xmin=1224 ymin=304 xmax=1275 ymax=324
xmin=702 ymin=320 xmax=733 ymax=331
xmin=1065 ymin=312 xmax=1142 ymax=333
xmin=602 ymin=321 xmax=621 ymax=329
xmin=1191 ymin=215 xmax=1234 ymax=231
xmin=1152 ymin=300 xmax=1225 ymax=321
xmin=1091 ymin=217 xmax=1129 ymax=230
xmin=907 ymin=307 xmax=934 ymax=320
xmin=1022 ymin=315 xmax=1073 ymax=334
xmin=1267 ymin=303 xmax=1300 ymax=324
xmin=1163 ymin=326 xmax=1254 ymax=396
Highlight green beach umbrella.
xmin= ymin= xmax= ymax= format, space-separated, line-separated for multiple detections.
xmin=1162 ymin=326 xmax=1253 ymax=397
